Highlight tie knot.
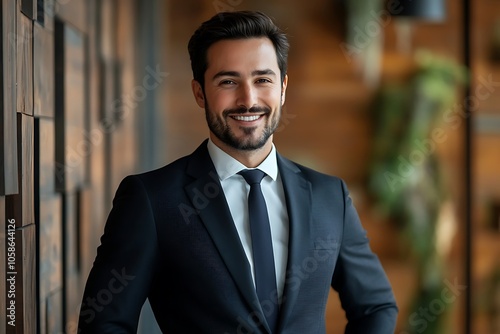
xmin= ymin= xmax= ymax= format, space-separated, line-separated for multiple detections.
xmin=239 ymin=169 xmax=266 ymax=185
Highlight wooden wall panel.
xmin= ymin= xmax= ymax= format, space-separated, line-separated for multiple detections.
xmin=36 ymin=117 xmax=63 ymax=332
xmin=19 ymin=224 xmax=36 ymax=334
xmin=100 ymin=0 xmax=116 ymax=61
xmin=472 ymin=0 xmax=500 ymax=114
xmin=1 ymin=0 xmax=19 ymax=195
xmin=471 ymin=1 xmax=500 ymax=333
xmin=81 ymin=0 xmax=109 ymax=278
xmin=42 ymin=0 xmax=55 ymax=32
xmin=20 ymin=0 xmax=37 ymax=20
xmin=16 ymin=14 xmax=34 ymax=116
xmin=99 ymin=0 xmax=117 ymax=126
xmin=6 ymin=111 xmax=35 ymax=334
xmin=3 ymin=200 xmax=17 ymax=334
xmin=0 ymin=197 xmax=5 ymax=330
xmin=64 ymin=23 xmax=87 ymax=190
xmin=111 ymin=0 xmax=139 ymax=190
xmin=98 ymin=59 xmax=120 ymax=125
xmin=55 ymin=21 xmax=86 ymax=192
xmin=46 ymin=289 xmax=63 ymax=333
xmin=34 ymin=23 xmax=55 ymax=118
xmin=55 ymin=0 xmax=87 ymax=33
xmin=20 ymin=114 xmax=34 ymax=227
xmin=79 ymin=188 xmax=100 ymax=280
xmin=5 ymin=114 xmax=34 ymax=229
xmin=39 ymin=195 xmax=62 ymax=333
xmin=39 ymin=296 xmax=46 ymax=334
xmin=10 ymin=115 xmax=35 ymax=227
xmin=99 ymin=0 xmax=117 ymax=206
xmin=54 ymin=19 xmax=65 ymax=193
xmin=38 ymin=119 xmax=56 ymax=197
xmin=64 ymin=192 xmax=81 ymax=332
xmin=4 ymin=224 xmax=36 ymax=334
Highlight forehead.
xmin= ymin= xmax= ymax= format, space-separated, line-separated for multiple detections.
xmin=205 ymin=37 xmax=279 ymax=74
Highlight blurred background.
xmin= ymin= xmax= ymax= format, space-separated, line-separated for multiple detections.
xmin=1 ymin=0 xmax=500 ymax=333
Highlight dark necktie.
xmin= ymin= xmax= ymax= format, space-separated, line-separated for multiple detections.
xmin=239 ymin=169 xmax=278 ymax=333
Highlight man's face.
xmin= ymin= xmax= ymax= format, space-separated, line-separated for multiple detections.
xmin=192 ymin=37 xmax=288 ymax=151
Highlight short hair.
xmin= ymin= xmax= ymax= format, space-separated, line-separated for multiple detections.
xmin=188 ymin=11 xmax=289 ymax=89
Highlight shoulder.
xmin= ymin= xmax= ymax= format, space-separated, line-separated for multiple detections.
xmin=134 ymin=155 xmax=191 ymax=183
xmin=128 ymin=139 xmax=211 ymax=188
xmin=115 ymin=154 xmax=194 ymax=201
xmin=278 ymin=154 xmax=346 ymax=190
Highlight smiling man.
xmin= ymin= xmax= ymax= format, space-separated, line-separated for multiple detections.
xmin=79 ymin=11 xmax=398 ymax=334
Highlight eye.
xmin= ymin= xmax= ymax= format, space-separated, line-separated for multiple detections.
xmin=256 ymin=78 xmax=272 ymax=84
xmin=219 ymin=79 xmax=236 ymax=86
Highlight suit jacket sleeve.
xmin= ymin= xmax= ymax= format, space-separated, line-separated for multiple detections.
xmin=331 ymin=180 xmax=398 ymax=334
xmin=78 ymin=175 xmax=160 ymax=333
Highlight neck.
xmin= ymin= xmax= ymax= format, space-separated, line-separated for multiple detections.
xmin=210 ymin=135 xmax=273 ymax=168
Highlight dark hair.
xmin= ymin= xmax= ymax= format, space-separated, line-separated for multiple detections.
xmin=188 ymin=11 xmax=289 ymax=89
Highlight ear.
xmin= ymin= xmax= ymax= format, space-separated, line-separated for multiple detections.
xmin=191 ymin=80 xmax=205 ymax=108
xmin=281 ymin=74 xmax=288 ymax=105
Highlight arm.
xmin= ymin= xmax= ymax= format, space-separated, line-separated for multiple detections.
xmin=78 ymin=175 xmax=160 ymax=333
xmin=331 ymin=180 xmax=398 ymax=334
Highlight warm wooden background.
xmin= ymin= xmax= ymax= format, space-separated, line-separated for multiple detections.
xmin=1 ymin=0 xmax=168 ymax=333
xmin=1 ymin=0 xmax=499 ymax=333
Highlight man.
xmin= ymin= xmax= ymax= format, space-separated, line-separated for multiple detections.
xmin=79 ymin=10 xmax=398 ymax=333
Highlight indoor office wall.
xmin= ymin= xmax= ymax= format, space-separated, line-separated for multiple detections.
xmin=470 ymin=0 xmax=500 ymax=333
xmin=0 ymin=0 xmax=167 ymax=333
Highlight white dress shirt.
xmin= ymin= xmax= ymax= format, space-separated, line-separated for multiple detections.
xmin=207 ymin=139 xmax=289 ymax=300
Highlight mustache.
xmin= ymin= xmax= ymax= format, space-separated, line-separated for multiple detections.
xmin=223 ymin=106 xmax=271 ymax=117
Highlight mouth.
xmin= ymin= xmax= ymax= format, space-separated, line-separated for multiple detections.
xmin=230 ymin=114 xmax=264 ymax=122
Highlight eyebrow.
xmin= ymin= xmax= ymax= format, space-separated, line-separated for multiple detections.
xmin=252 ymin=69 xmax=277 ymax=77
xmin=212 ymin=69 xmax=277 ymax=81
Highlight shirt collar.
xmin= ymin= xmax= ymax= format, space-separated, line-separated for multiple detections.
xmin=207 ymin=139 xmax=278 ymax=181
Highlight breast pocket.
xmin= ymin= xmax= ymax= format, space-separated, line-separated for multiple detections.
xmin=313 ymin=238 xmax=339 ymax=264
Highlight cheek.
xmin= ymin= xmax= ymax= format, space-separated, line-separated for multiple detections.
xmin=265 ymin=90 xmax=284 ymax=107
xmin=207 ymin=90 xmax=234 ymax=111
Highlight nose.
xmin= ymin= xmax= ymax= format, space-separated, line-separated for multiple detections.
xmin=236 ymin=83 xmax=258 ymax=109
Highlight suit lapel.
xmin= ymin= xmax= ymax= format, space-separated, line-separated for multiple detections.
xmin=276 ymin=155 xmax=313 ymax=330
xmin=184 ymin=141 xmax=265 ymax=328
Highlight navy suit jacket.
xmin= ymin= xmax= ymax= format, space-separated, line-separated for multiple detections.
xmin=78 ymin=140 xmax=398 ymax=333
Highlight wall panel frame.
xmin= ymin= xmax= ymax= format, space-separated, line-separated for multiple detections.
xmin=1 ymin=0 xmax=19 ymax=195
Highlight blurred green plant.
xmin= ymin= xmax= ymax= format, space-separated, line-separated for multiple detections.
xmin=368 ymin=50 xmax=466 ymax=333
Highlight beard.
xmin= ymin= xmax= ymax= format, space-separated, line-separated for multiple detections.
xmin=205 ymin=102 xmax=282 ymax=151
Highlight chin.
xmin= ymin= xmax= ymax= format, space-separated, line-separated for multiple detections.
xmin=232 ymin=136 xmax=270 ymax=151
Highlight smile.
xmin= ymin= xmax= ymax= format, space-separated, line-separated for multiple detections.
xmin=231 ymin=115 xmax=262 ymax=122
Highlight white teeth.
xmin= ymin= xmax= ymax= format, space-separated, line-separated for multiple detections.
xmin=232 ymin=115 xmax=260 ymax=121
